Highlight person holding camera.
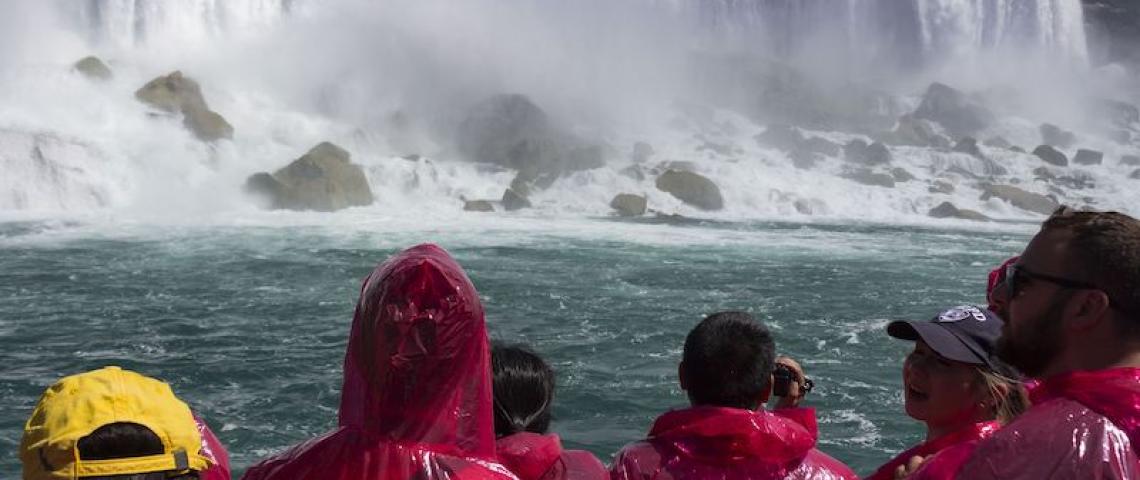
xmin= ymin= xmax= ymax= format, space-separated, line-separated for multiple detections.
xmin=609 ymin=311 xmax=856 ymax=480
xmin=866 ymin=305 xmax=1028 ymax=480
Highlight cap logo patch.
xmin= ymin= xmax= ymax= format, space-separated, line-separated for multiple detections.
xmin=937 ymin=306 xmax=987 ymax=323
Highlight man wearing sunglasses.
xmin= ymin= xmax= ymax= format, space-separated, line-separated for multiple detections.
xmin=956 ymin=207 xmax=1140 ymax=479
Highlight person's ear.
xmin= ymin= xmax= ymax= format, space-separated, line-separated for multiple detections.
xmin=1068 ymin=290 xmax=1112 ymax=333
xmin=678 ymin=362 xmax=688 ymax=391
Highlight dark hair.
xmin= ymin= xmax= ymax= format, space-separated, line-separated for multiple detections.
xmin=681 ymin=311 xmax=776 ymax=409
xmin=491 ymin=344 xmax=555 ymax=437
xmin=77 ymin=422 xmax=198 ymax=480
xmin=1041 ymin=207 xmax=1140 ymax=325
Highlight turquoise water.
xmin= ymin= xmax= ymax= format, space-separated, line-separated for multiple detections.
xmin=0 ymin=217 xmax=1031 ymax=476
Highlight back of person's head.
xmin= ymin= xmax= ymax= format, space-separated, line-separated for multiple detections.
xmin=1039 ymin=208 xmax=1140 ymax=328
xmin=681 ymin=311 xmax=776 ymax=410
xmin=491 ymin=344 xmax=555 ymax=437
xmin=20 ymin=366 xmax=210 ymax=480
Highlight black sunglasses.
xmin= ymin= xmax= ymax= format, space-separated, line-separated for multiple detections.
xmin=1003 ymin=264 xmax=1137 ymax=317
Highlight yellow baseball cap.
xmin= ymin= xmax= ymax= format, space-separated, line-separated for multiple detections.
xmin=20 ymin=366 xmax=211 ymax=479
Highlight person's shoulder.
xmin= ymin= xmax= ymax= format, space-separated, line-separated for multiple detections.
xmin=785 ymin=448 xmax=857 ymax=480
xmin=608 ymin=440 xmax=660 ymax=479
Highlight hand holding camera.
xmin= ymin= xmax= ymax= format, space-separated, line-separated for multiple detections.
xmin=772 ymin=356 xmax=814 ymax=409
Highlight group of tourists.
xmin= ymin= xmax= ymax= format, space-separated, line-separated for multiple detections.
xmin=19 ymin=207 xmax=1140 ymax=479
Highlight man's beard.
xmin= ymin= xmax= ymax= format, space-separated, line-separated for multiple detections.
xmin=996 ymin=295 xmax=1069 ymax=378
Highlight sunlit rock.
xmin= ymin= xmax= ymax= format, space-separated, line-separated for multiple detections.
xmin=610 ymin=194 xmax=647 ymax=217
xmin=244 ymin=142 xmax=372 ymax=211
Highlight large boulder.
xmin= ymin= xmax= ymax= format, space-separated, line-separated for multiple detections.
xmin=244 ymin=142 xmax=373 ymax=211
xmin=610 ymin=194 xmax=647 ymax=217
xmin=135 ymin=71 xmax=233 ymax=141
xmin=455 ymin=94 xmax=604 ymax=176
xmin=980 ymin=184 xmax=1059 ymax=215
xmin=1039 ymin=123 xmax=1076 ymax=148
xmin=952 ymin=137 xmax=984 ymax=158
xmin=755 ymin=124 xmax=805 ymax=151
xmin=844 ymin=140 xmax=892 ymax=166
xmin=463 ymin=200 xmax=495 ymax=212
xmin=879 ymin=115 xmax=951 ymax=148
xmin=1033 ymin=145 xmax=1069 ymax=166
xmin=912 ymin=83 xmax=995 ymax=138
xmin=655 ymin=170 xmax=724 ymax=210
xmin=74 ymin=56 xmax=111 ymax=80
xmin=1132 ymin=169 xmax=1140 ymax=180
xmin=1073 ymin=149 xmax=1104 ymax=165
xmin=842 ymin=167 xmax=895 ymax=188
xmin=501 ymin=188 xmax=531 ymax=211
xmin=929 ymin=202 xmax=990 ymax=221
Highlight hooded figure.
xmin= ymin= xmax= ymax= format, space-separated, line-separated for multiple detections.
xmin=242 ymin=244 xmax=516 ymax=480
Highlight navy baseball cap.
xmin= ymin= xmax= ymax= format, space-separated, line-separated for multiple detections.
xmin=887 ymin=305 xmax=1004 ymax=370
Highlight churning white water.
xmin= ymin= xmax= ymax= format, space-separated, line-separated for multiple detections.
xmin=0 ymin=0 xmax=1135 ymax=224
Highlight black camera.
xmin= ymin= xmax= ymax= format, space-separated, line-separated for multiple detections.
xmin=772 ymin=364 xmax=814 ymax=397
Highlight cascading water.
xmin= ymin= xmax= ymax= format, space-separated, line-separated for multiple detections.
xmin=0 ymin=0 xmax=1134 ymax=223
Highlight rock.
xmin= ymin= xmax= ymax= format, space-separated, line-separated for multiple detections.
xmin=245 ymin=142 xmax=373 ymax=211
xmin=1073 ymin=149 xmax=1104 ymax=165
xmin=984 ymin=136 xmax=1012 ymax=149
xmin=880 ymin=115 xmax=951 ymax=148
xmin=1057 ymin=172 xmax=1096 ymax=190
xmin=929 ymin=201 xmax=990 ymax=221
xmin=610 ymin=194 xmax=648 ymax=217
xmin=755 ymin=124 xmax=805 ymax=151
xmin=800 ymin=136 xmax=841 ymax=157
xmin=1033 ymin=145 xmax=1069 ymax=167
xmin=655 ymin=170 xmax=724 ymax=210
xmin=1033 ymin=166 xmax=1057 ymax=181
xmin=891 ymin=167 xmax=916 ymax=182
xmin=842 ymin=167 xmax=895 ymax=188
xmin=73 ymin=56 xmax=111 ymax=80
xmin=632 ymin=142 xmax=655 ymax=163
xmin=981 ymin=184 xmax=1059 ymax=215
xmin=181 ymin=105 xmax=233 ymax=142
xmin=789 ymin=149 xmax=822 ymax=169
xmin=1121 ymin=155 xmax=1140 ymax=166
xmin=619 ymin=165 xmax=646 ymax=181
xmin=455 ymin=94 xmax=604 ymax=175
xmin=929 ymin=180 xmax=955 ymax=194
xmin=912 ymin=82 xmax=995 ymax=138
xmin=463 ymin=200 xmax=495 ymax=212
xmin=1132 ymin=169 xmax=1140 ymax=180
xmin=501 ymin=188 xmax=531 ymax=211
xmin=135 ymin=71 xmax=233 ymax=141
xmin=1039 ymin=123 xmax=1077 ymax=148
xmin=952 ymin=137 xmax=984 ymax=158
xmin=844 ymin=139 xmax=892 ymax=166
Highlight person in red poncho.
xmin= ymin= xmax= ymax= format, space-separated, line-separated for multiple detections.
xmin=955 ymin=208 xmax=1140 ymax=479
xmin=241 ymin=243 xmax=517 ymax=480
xmin=490 ymin=344 xmax=607 ymax=480
xmin=609 ymin=311 xmax=856 ymax=480
xmin=866 ymin=305 xmax=1028 ymax=480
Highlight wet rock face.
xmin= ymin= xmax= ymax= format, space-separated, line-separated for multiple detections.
xmin=929 ymin=201 xmax=990 ymax=221
xmin=501 ymin=188 xmax=531 ymax=211
xmin=463 ymin=200 xmax=495 ymax=212
xmin=135 ymin=71 xmax=233 ymax=141
xmin=1083 ymin=0 xmax=1140 ymax=66
xmin=912 ymin=82 xmax=995 ymax=138
xmin=1073 ymin=149 xmax=1104 ymax=165
xmin=655 ymin=170 xmax=724 ymax=210
xmin=610 ymin=194 xmax=647 ymax=217
xmin=980 ymin=184 xmax=1059 ymax=215
xmin=1039 ymin=123 xmax=1076 ymax=149
xmin=1033 ymin=145 xmax=1069 ymax=167
xmin=244 ymin=142 xmax=373 ymax=212
xmin=455 ymin=94 xmax=604 ymax=176
xmin=74 ymin=56 xmax=111 ymax=80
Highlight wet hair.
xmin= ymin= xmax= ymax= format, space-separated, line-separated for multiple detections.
xmin=491 ymin=344 xmax=555 ymax=437
xmin=1040 ymin=207 xmax=1140 ymax=327
xmin=681 ymin=311 xmax=775 ymax=410
xmin=77 ymin=422 xmax=198 ymax=480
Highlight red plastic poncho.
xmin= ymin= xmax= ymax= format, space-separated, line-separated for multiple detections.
xmin=609 ymin=406 xmax=856 ymax=480
xmin=864 ymin=421 xmax=998 ymax=480
xmin=956 ymin=367 xmax=1140 ymax=479
xmin=495 ymin=432 xmax=607 ymax=480
xmin=242 ymin=244 xmax=516 ymax=480
xmin=195 ymin=416 xmax=231 ymax=480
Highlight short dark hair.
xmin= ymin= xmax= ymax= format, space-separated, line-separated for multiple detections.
xmin=491 ymin=344 xmax=555 ymax=437
xmin=681 ymin=311 xmax=776 ymax=409
xmin=1041 ymin=207 xmax=1140 ymax=325
xmin=77 ymin=422 xmax=199 ymax=480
